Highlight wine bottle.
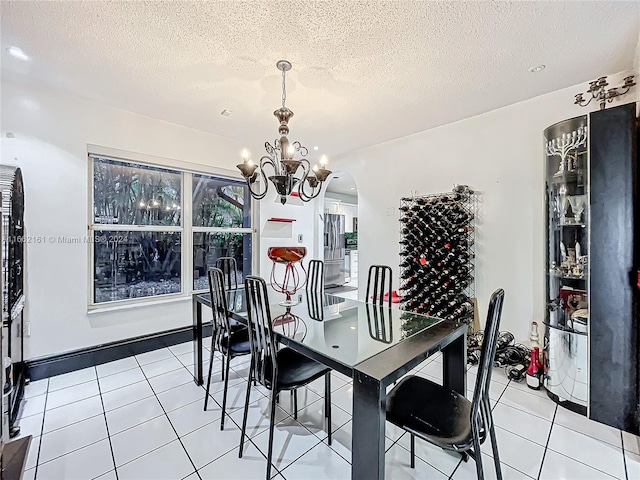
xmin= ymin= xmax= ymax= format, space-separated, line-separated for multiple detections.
xmin=526 ymin=347 xmax=541 ymax=390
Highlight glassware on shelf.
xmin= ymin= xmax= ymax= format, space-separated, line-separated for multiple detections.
xmin=567 ymin=195 xmax=587 ymax=223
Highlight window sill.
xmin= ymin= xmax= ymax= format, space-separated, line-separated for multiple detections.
xmin=87 ymin=294 xmax=191 ymax=315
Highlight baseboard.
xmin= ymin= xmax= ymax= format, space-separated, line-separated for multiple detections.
xmin=26 ymin=323 xmax=213 ymax=381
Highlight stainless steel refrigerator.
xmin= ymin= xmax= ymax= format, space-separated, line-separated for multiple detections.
xmin=323 ymin=214 xmax=345 ymax=287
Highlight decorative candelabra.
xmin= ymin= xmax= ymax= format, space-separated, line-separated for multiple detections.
xmin=546 ymin=126 xmax=587 ymax=176
xmin=574 ymin=75 xmax=636 ymax=110
xmin=267 ymin=246 xmax=307 ymax=306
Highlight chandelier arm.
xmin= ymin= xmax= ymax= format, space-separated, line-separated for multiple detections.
xmin=298 ymin=181 xmax=322 ymax=202
xmin=245 ymin=156 xmax=276 ymax=200
xmin=265 ymin=142 xmax=277 ymax=156
xmin=259 ymin=156 xmax=277 ymax=184
xmin=297 ymin=158 xmax=322 ymax=202
xmin=291 ymin=141 xmax=309 ymax=157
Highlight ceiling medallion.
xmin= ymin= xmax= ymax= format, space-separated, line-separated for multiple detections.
xmin=237 ymin=60 xmax=331 ymax=205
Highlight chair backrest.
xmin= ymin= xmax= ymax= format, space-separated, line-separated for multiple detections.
xmin=366 ymin=265 xmax=393 ymax=307
xmin=366 ymin=304 xmax=393 ymax=344
xmin=216 ymin=257 xmax=239 ymax=290
xmin=306 ymin=289 xmax=324 ymax=321
xmin=306 ymin=259 xmax=324 ymax=293
xmin=208 ymin=267 xmax=232 ymax=352
xmin=470 ymin=289 xmax=505 ymax=435
xmin=244 ymin=276 xmax=278 ymax=388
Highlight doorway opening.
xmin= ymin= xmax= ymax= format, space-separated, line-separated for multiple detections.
xmin=322 ymin=172 xmax=358 ymax=293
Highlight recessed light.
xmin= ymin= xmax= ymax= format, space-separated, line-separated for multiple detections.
xmin=529 ymin=64 xmax=545 ymax=73
xmin=350 ymin=187 xmax=355 ymax=190
xmin=313 ymin=146 xmax=319 ymax=151
xmin=220 ymin=109 xmax=232 ymax=117
xmin=6 ymin=46 xmax=29 ymax=61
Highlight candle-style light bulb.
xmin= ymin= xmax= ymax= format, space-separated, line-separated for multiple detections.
xmin=287 ymin=144 xmax=295 ymax=159
xmin=241 ymin=149 xmax=250 ymax=163
xmin=320 ymin=155 xmax=328 ymax=167
xmin=313 ymin=164 xmax=318 ymax=172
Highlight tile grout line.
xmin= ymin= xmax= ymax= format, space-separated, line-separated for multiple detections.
xmin=94 ymin=366 xmax=120 ymax=480
xmin=174 ymin=342 xmax=287 ymax=479
xmin=541 ymin=445 xmax=620 ymax=479
xmin=622 ymin=430 xmax=629 ymax=480
xmin=537 ymin=404 xmax=557 ymax=480
xmin=31 ymin=378 xmax=49 ymax=479
xmin=133 ymin=353 xmax=204 ymax=480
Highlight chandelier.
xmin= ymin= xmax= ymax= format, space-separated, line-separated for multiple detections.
xmin=236 ymin=60 xmax=331 ymax=205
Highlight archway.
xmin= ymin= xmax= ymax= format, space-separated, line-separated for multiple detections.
xmin=320 ymin=171 xmax=359 ymax=294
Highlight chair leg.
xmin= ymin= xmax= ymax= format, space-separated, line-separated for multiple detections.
xmin=265 ymin=389 xmax=278 ymax=480
xmin=220 ymin=354 xmax=232 ymax=430
xmin=293 ymin=389 xmax=298 ymax=419
xmin=221 ymin=355 xmax=225 ymax=381
xmin=204 ymin=344 xmax=215 ymax=411
xmin=239 ymin=359 xmax=254 ymax=459
xmin=325 ymin=372 xmax=332 ymax=445
xmin=471 ymin=431 xmax=485 ymax=480
xmin=410 ymin=434 xmax=415 ymax=469
xmin=488 ymin=422 xmax=503 ymax=480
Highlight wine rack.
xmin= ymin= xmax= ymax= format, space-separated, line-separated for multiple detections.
xmin=399 ymin=187 xmax=476 ymax=325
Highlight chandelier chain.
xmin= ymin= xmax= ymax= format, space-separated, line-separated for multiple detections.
xmin=282 ymin=68 xmax=287 ymax=108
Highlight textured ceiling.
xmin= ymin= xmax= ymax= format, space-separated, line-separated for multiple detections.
xmin=2 ymin=1 xmax=639 ymax=159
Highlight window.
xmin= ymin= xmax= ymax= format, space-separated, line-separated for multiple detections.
xmin=192 ymin=175 xmax=252 ymax=291
xmin=90 ymin=156 xmax=253 ymax=306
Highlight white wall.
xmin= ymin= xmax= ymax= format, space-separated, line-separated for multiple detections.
xmin=257 ymin=189 xmax=321 ymax=289
xmin=331 ymin=71 xmax=639 ymax=341
xmin=0 ymin=81 xmax=246 ymax=359
xmin=3 ymin=69 xmax=638 ymax=359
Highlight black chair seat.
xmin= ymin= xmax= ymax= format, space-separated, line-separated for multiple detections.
xmin=221 ymin=329 xmax=252 ymax=355
xmin=263 ymin=348 xmax=331 ymax=390
xmin=387 ymin=375 xmax=473 ymax=450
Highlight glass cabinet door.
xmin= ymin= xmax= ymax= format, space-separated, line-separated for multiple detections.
xmin=544 ymin=115 xmax=589 ymax=409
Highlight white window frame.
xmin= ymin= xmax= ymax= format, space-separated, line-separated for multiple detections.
xmin=87 ymin=146 xmax=256 ymax=310
xmin=191 ymin=172 xmax=253 ymax=293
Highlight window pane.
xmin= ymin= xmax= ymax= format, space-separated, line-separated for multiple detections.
xmin=94 ymin=231 xmax=181 ymax=303
xmin=192 ymin=175 xmax=251 ymax=228
xmin=93 ymin=157 xmax=181 ymax=226
xmin=193 ymin=232 xmax=252 ymax=290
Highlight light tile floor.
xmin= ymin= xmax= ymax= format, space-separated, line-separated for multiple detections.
xmin=12 ymin=339 xmax=639 ymax=480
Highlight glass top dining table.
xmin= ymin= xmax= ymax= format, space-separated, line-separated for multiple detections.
xmin=192 ymin=288 xmax=467 ymax=480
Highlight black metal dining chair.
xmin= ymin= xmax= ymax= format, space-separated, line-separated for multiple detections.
xmin=239 ymin=276 xmax=333 ymax=480
xmin=203 ymin=267 xmax=251 ymax=431
xmin=385 ymin=288 xmax=505 ymax=480
xmin=216 ymin=256 xmax=240 ymax=290
xmin=306 ymin=259 xmax=324 ymax=292
xmin=366 ymin=264 xmax=393 ymax=307
xmin=366 ymin=303 xmax=393 ymax=344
